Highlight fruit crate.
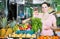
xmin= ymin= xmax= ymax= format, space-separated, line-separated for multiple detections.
xmin=0 ymin=37 xmax=36 ymax=39
xmin=8 ymin=37 xmax=36 ymax=39
xmin=7 ymin=34 xmax=36 ymax=39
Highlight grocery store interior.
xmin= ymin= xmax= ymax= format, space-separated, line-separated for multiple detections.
xmin=0 ymin=0 xmax=60 ymax=39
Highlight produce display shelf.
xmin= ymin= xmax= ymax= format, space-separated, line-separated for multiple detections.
xmin=8 ymin=37 xmax=36 ymax=39
xmin=0 ymin=37 xmax=36 ymax=39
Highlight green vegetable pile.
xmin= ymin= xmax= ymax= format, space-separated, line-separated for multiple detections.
xmin=31 ymin=17 xmax=42 ymax=32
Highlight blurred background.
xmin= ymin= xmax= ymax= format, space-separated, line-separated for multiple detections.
xmin=0 ymin=0 xmax=60 ymax=27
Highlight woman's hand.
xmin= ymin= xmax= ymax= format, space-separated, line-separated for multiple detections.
xmin=50 ymin=26 xmax=57 ymax=30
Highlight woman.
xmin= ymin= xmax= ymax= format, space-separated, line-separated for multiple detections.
xmin=39 ymin=2 xmax=57 ymax=36
xmin=22 ymin=2 xmax=57 ymax=36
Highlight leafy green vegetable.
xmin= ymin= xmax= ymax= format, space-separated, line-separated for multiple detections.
xmin=31 ymin=17 xmax=42 ymax=32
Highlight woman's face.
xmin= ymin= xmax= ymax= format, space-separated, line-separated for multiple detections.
xmin=42 ymin=4 xmax=49 ymax=13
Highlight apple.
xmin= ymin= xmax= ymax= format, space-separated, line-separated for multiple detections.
xmin=19 ymin=26 xmax=23 ymax=30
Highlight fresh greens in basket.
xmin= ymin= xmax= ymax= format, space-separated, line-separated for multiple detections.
xmin=31 ymin=17 xmax=42 ymax=32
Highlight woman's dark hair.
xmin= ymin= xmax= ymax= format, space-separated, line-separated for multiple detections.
xmin=41 ymin=2 xmax=50 ymax=7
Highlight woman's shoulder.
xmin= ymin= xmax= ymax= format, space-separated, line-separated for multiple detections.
xmin=49 ymin=14 xmax=56 ymax=21
xmin=49 ymin=14 xmax=55 ymax=17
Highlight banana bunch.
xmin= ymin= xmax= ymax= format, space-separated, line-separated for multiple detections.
xmin=5 ymin=28 xmax=13 ymax=36
xmin=0 ymin=28 xmax=6 ymax=37
xmin=0 ymin=27 xmax=13 ymax=37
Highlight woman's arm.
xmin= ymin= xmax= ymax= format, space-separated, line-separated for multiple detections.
xmin=51 ymin=15 xmax=57 ymax=30
xmin=51 ymin=21 xmax=57 ymax=30
xmin=22 ymin=18 xmax=31 ymax=23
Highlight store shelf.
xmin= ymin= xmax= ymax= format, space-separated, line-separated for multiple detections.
xmin=56 ymin=14 xmax=60 ymax=17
